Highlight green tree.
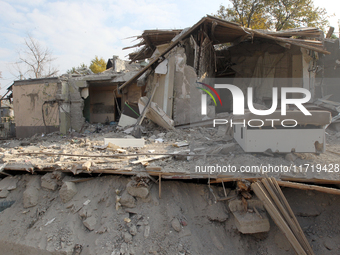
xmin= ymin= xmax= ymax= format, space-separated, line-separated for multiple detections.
xmin=216 ymin=0 xmax=270 ymax=29
xmin=89 ymin=56 xmax=106 ymax=73
xmin=216 ymin=0 xmax=330 ymax=31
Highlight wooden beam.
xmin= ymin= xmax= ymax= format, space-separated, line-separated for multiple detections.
xmin=210 ymin=177 xmax=262 ymax=184
xmin=326 ymin=27 xmax=335 ymax=38
xmin=270 ymin=178 xmax=314 ymax=255
xmin=252 ymin=182 xmax=307 ymax=255
xmin=280 ymin=176 xmax=340 ymax=185
xmin=277 ymin=180 xmax=340 ymax=195
xmin=159 ymin=174 xmax=162 ymax=199
xmin=261 ymin=179 xmax=314 ymax=254
xmin=119 ymin=17 xmax=207 ymax=90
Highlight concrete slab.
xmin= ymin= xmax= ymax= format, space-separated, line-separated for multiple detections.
xmin=104 ymin=138 xmax=145 ymax=148
xmin=229 ymin=198 xmax=270 ymax=234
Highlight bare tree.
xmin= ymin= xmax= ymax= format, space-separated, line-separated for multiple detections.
xmin=15 ymin=34 xmax=59 ymax=79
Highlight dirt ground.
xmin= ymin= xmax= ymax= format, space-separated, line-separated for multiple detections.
xmin=0 ymin=121 xmax=339 ymax=254
xmin=0 ymin=174 xmax=340 ymax=254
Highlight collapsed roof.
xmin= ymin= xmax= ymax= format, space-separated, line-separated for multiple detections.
xmin=120 ymin=15 xmax=329 ymax=90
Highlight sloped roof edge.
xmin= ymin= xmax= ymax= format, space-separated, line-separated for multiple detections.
xmin=120 ymin=15 xmax=330 ymax=90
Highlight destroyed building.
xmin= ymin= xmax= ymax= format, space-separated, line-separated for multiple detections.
xmin=9 ymin=15 xmax=339 ymax=153
xmin=2 ymin=15 xmax=340 ymax=255
xmin=12 ymin=56 xmax=145 ymax=138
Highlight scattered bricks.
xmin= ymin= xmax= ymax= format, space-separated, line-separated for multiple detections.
xmin=126 ymin=180 xmax=149 ymax=199
xmin=171 ymin=218 xmax=181 ymax=232
xmin=83 ymin=216 xmax=96 ymax=231
xmin=59 ymin=182 xmax=77 ymax=203
xmin=120 ymin=191 xmax=136 ymax=208
xmin=23 ymin=176 xmax=40 ymax=208
xmin=41 ymin=173 xmax=58 ymax=191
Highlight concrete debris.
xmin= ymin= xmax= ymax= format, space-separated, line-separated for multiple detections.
xmin=171 ymin=218 xmax=181 ymax=232
xmin=41 ymin=173 xmax=58 ymax=191
xmin=0 ymin=189 xmax=9 ymax=198
xmin=83 ymin=216 xmax=97 ymax=231
xmin=120 ymin=191 xmax=136 ymax=208
xmin=59 ymin=182 xmax=77 ymax=203
xmin=129 ymin=224 xmax=137 ymax=236
xmin=23 ymin=176 xmax=40 ymax=208
xmin=139 ymin=97 xmax=174 ymax=130
xmin=0 ymin=177 xmax=18 ymax=191
xmin=229 ymin=198 xmax=269 ymax=234
xmin=126 ymin=180 xmax=149 ymax=199
xmin=123 ymin=232 xmax=132 ymax=243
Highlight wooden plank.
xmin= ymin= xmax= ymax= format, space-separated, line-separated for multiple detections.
xmin=252 ymin=182 xmax=307 ymax=255
xmin=326 ymin=27 xmax=335 ymax=38
xmin=0 ymin=163 xmax=12 ymax=176
xmin=145 ymin=166 xmax=162 ymax=171
xmin=277 ymin=180 xmax=340 ymax=195
xmin=119 ymin=17 xmax=207 ymax=90
xmin=270 ymin=178 xmax=314 ymax=255
xmin=261 ymin=179 xmax=314 ymax=255
xmin=210 ymin=177 xmax=262 ymax=183
xmin=280 ymin=176 xmax=340 ymax=185
xmin=280 ymin=176 xmax=340 ymax=184
xmin=159 ymin=174 xmax=162 ymax=199
xmin=327 ymin=150 xmax=340 ymax=157
xmin=131 ymin=155 xmax=171 ymax=164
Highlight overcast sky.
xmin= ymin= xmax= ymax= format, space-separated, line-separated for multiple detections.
xmin=0 ymin=0 xmax=339 ymax=96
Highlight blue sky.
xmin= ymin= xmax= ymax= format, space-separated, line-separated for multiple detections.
xmin=0 ymin=0 xmax=339 ymax=96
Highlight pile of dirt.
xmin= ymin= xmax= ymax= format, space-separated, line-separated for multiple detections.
xmin=0 ymin=173 xmax=339 ymax=254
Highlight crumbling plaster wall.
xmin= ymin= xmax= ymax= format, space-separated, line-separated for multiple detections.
xmin=145 ymin=45 xmax=212 ymax=126
xmin=13 ymin=79 xmax=60 ymax=138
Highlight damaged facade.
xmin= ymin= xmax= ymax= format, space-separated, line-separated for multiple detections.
xmin=10 ymin=15 xmax=338 ymax=153
xmin=12 ymin=56 xmax=146 ymax=138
